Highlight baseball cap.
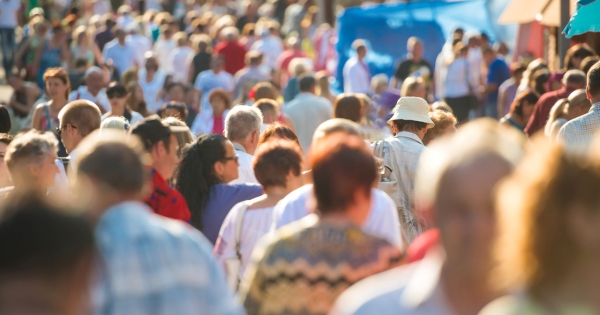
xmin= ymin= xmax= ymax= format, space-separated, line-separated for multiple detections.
xmin=131 ymin=116 xmax=189 ymax=151
xmin=388 ymin=97 xmax=435 ymax=128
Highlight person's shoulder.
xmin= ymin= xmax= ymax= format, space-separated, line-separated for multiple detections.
xmin=331 ymin=264 xmax=416 ymax=315
xmin=224 ymin=183 xmax=263 ymax=196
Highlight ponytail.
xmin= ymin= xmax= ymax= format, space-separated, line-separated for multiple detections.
xmin=174 ymin=134 xmax=227 ymax=230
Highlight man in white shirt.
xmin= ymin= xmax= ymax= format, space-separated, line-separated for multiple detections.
xmin=283 ymin=75 xmax=333 ymax=154
xmin=138 ymin=53 xmax=166 ymax=114
xmin=271 ymin=118 xmax=403 ymax=249
xmin=378 ymin=97 xmax=433 ymax=243
xmin=224 ymin=106 xmax=263 ymax=185
xmin=331 ymin=120 xmax=524 ymax=315
xmin=250 ymin=23 xmax=284 ymax=72
xmin=116 ymin=5 xmax=134 ymax=29
xmin=343 ymin=39 xmax=371 ymax=94
xmin=194 ymin=55 xmax=234 ymax=111
xmin=0 ymin=0 xmax=20 ymax=77
xmin=153 ymin=26 xmax=175 ymax=72
xmin=102 ymin=27 xmax=137 ymax=76
xmin=167 ymin=32 xmax=195 ymax=83
xmin=126 ymin=23 xmax=152 ymax=69
xmin=68 ymin=67 xmax=110 ymax=113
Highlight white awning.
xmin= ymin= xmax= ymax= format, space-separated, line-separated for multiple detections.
xmin=498 ymin=0 xmax=576 ymax=27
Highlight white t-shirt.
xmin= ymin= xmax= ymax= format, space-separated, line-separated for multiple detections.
xmin=168 ymin=46 xmax=195 ymax=83
xmin=214 ymin=204 xmax=274 ymax=282
xmin=194 ymin=70 xmax=234 ymax=111
xmin=154 ymin=39 xmax=176 ymax=72
xmin=250 ymin=35 xmax=284 ymax=71
xmin=228 ymin=148 xmax=259 ymax=185
xmin=138 ymin=69 xmax=166 ymax=113
xmin=101 ymin=111 xmax=144 ymax=126
xmin=0 ymin=0 xmax=20 ymax=28
xmin=68 ymin=86 xmax=110 ymax=112
xmin=126 ymin=34 xmax=152 ymax=70
xmin=102 ymin=40 xmax=136 ymax=75
xmin=272 ymin=184 xmax=404 ymax=249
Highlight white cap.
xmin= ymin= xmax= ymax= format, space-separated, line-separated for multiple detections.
xmin=388 ymin=97 xmax=434 ymax=128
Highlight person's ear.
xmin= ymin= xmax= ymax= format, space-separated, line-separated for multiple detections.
xmin=252 ymin=130 xmax=259 ymax=144
xmin=29 ymin=164 xmax=41 ymax=178
xmin=213 ymin=160 xmax=224 ymax=178
xmin=587 ymin=88 xmax=592 ymax=100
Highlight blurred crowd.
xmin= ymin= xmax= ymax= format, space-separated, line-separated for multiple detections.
xmin=2 ymin=1 xmax=600 ymax=315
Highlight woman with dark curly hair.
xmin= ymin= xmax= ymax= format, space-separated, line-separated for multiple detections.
xmin=174 ymin=134 xmax=262 ymax=244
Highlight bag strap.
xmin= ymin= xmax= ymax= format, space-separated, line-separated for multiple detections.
xmin=233 ymin=202 xmax=249 ymax=289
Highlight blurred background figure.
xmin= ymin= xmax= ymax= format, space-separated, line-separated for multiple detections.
xmin=0 ymin=134 xmax=13 ymax=189
xmin=214 ymin=140 xmax=304 ymax=290
xmin=423 ymin=110 xmax=457 ymax=145
xmin=332 ymin=120 xmax=525 ymax=315
xmin=499 ymin=91 xmax=539 ymax=133
xmin=482 ymin=139 xmax=600 ymax=315
xmin=3 ymin=131 xmax=59 ymax=199
xmin=241 ymin=134 xmax=403 ymax=315
xmin=0 ymin=196 xmax=95 ymax=315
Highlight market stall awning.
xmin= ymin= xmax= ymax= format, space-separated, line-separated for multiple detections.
xmin=564 ymin=0 xmax=600 ymax=38
xmin=498 ymin=0 xmax=576 ymax=26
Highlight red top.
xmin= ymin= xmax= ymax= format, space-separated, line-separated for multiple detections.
xmin=406 ymin=228 xmax=440 ymax=263
xmin=524 ymin=86 xmax=575 ymax=136
xmin=277 ymin=50 xmax=306 ymax=87
xmin=146 ymin=169 xmax=191 ymax=222
xmin=214 ymin=41 xmax=248 ymax=75
xmin=212 ymin=115 xmax=224 ymax=135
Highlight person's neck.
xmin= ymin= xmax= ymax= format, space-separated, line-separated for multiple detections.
xmin=534 ymin=256 xmax=600 ymax=313
xmin=590 ymin=97 xmax=600 ymax=105
xmin=118 ymin=40 xmax=125 ymax=46
xmin=412 ymin=55 xmax=422 ymax=62
xmin=234 ymin=141 xmax=254 ymax=155
xmin=146 ymin=70 xmax=156 ymax=81
xmin=319 ymin=212 xmax=361 ymax=226
xmin=213 ymin=107 xmax=225 ymax=117
xmin=88 ymin=193 xmax=141 ymax=221
xmin=109 ymin=105 xmax=125 ymax=117
xmin=440 ymin=262 xmax=498 ymax=315
xmin=51 ymin=97 xmax=67 ymax=109
xmin=87 ymin=86 xmax=101 ymax=96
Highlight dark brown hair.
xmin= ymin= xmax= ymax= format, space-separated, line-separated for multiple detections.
xmin=587 ymin=61 xmax=600 ymax=97
xmin=310 ymin=134 xmax=376 ymax=214
xmin=334 ymin=94 xmax=362 ymax=123
xmin=43 ymin=67 xmax=71 ymax=98
xmin=253 ymin=140 xmax=302 ymax=188
xmin=510 ymin=91 xmax=540 ymax=117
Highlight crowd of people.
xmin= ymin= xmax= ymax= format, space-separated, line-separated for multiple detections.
xmin=2 ymin=0 xmax=600 ymax=315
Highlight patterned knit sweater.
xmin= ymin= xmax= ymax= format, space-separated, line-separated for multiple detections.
xmin=239 ymin=215 xmax=404 ymax=315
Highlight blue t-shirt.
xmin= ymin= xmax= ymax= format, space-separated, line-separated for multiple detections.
xmin=487 ymin=58 xmax=510 ymax=104
xmin=201 ymin=183 xmax=263 ymax=244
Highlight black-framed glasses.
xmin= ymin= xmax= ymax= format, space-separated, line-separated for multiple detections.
xmin=56 ymin=124 xmax=76 ymax=136
xmin=222 ymin=155 xmax=239 ymax=163
xmin=107 ymin=92 xmax=127 ymax=99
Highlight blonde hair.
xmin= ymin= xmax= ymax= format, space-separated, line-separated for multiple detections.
xmin=423 ymin=110 xmax=458 ymax=145
xmin=544 ymin=99 xmax=568 ymax=137
xmin=493 ymin=139 xmax=600 ymax=293
xmin=400 ymin=76 xmax=425 ymax=97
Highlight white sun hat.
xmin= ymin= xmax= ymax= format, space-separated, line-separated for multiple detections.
xmin=388 ymin=97 xmax=435 ymax=128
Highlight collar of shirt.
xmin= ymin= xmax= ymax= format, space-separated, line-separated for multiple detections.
xmin=591 ymin=102 xmax=600 ymax=112
xmin=394 ymin=131 xmax=424 ymax=146
xmin=233 ymin=141 xmax=247 ymax=153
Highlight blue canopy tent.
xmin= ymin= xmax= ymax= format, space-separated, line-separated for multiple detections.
xmin=334 ymin=0 xmax=514 ymax=91
xmin=564 ymin=0 xmax=600 ymax=38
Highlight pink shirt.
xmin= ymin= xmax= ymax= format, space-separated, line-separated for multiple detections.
xmin=212 ymin=115 xmax=224 ymax=135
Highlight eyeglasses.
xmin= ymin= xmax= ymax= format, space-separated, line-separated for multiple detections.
xmin=56 ymin=124 xmax=76 ymax=136
xmin=222 ymin=155 xmax=239 ymax=163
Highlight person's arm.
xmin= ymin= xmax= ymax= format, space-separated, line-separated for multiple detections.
xmin=497 ymin=84 xmax=508 ymax=119
xmin=30 ymin=106 xmax=43 ymax=131
xmin=524 ymin=97 xmax=544 ymax=136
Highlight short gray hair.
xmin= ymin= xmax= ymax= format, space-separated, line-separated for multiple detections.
xmin=5 ymin=131 xmax=58 ymax=173
xmin=224 ymin=105 xmax=263 ymax=142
